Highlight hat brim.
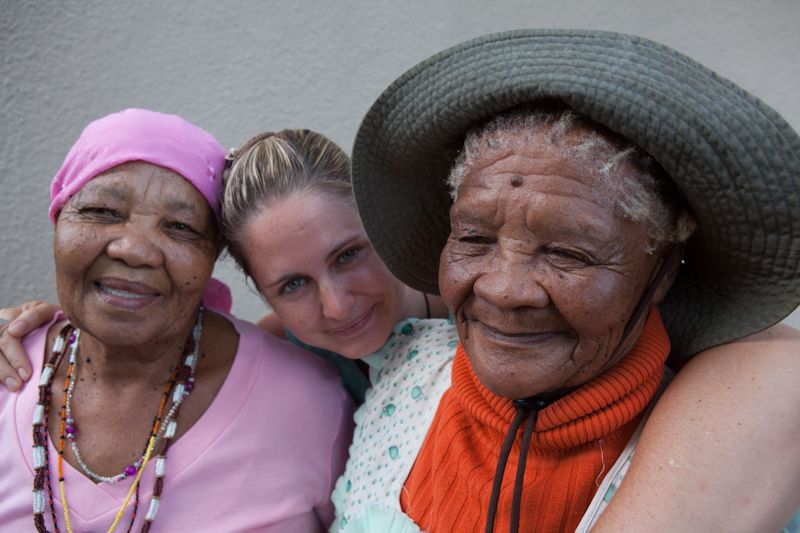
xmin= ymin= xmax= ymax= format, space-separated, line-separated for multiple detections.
xmin=352 ymin=29 xmax=800 ymax=359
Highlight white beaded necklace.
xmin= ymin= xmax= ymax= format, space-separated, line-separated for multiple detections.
xmin=62 ymin=315 xmax=201 ymax=484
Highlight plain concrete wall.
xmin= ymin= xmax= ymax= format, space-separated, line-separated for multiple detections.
xmin=2 ymin=0 xmax=799 ymax=328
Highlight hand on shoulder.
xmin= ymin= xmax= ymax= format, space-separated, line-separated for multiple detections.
xmin=0 ymin=301 xmax=61 ymax=391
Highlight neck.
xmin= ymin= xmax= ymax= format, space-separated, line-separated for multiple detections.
xmin=70 ymin=315 xmax=200 ymax=385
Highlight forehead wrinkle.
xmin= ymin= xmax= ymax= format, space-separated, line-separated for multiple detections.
xmin=72 ymin=182 xmax=130 ymax=203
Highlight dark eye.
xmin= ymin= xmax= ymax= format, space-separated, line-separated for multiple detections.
xmin=169 ymin=221 xmax=196 ymax=233
xmin=337 ymin=246 xmax=363 ymax=265
xmin=458 ymin=230 xmax=494 ymax=245
xmin=281 ymin=277 xmax=308 ymax=294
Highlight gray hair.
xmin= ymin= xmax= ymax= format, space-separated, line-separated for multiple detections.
xmin=447 ymin=106 xmax=696 ymax=252
xmin=221 ymin=129 xmax=353 ymax=272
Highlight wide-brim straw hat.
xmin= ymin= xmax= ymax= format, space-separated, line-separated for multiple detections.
xmin=351 ymin=29 xmax=800 ymax=360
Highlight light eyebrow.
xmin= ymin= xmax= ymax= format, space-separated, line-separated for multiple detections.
xmin=326 ymin=235 xmax=361 ymax=262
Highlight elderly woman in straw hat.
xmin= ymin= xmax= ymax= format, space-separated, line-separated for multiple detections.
xmin=0 ymin=109 xmax=352 ymax=532
xmin=332 ymin=30 xmax=800 ymax=532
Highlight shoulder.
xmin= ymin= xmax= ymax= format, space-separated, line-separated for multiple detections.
xmin=592 ymin=323 xmax=800 ymax=532
xmin=233 ymin=314 xmax=343 ymax=383
xmin=370 ymin=318 xmax=458 ymax=368
xmin=223 ymin=313 xmax=353 ymax=422
xmin=673 ymin=322 xmax=800 ymax=416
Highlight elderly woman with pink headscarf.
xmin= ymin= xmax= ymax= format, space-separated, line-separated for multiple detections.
xmin=0 ymin=109 xmax=352 ymax=532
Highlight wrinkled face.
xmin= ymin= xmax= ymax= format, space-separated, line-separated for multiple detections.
xmin=54 ymin=162 xmax=218 ymax=346
xmin=440 ymin=130 xmax=668 ymax=399
xmin=241 ymin=191 xmax=407 ymax=358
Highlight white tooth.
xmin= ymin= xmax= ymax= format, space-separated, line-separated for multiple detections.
xmin=102 ymin=286 xmax=148 ymax=299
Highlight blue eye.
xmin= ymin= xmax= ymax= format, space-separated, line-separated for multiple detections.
xmin=281 ymin=278 xmax=307 ymax=294
xmin=337 ymin=247 xmax=362 ymax=264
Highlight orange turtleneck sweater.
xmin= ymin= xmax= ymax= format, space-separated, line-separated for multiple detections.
xmin=400 ymin=309 xmax=670 ymax=533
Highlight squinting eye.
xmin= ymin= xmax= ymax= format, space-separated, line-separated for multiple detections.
xmin=170 ymin=222 xmax=195 ymax=233
xmin=547 ymin=247 xmax=593 ymax=266
xmin=458 ymin=233 xmax=493 ymax=245
xmin=281 ymin=278 xmax=307 ymax=294
xmin=79 ymin=206 xmax=120 ymax=221
xmin=337 ymin=247 xmax=362 ymax=264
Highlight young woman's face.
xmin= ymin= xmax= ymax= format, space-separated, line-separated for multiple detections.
xmin=240 ymin=190 xmax=407 ymax=358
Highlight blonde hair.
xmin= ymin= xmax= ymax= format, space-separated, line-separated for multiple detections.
xmin=221 ymin=129 xmax=352 ymax=272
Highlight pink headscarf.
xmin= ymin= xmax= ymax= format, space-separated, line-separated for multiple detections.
xmin=49 ymin=108 xmax=226 ymax=222
xmin=49 ymin=108 xmax=232 ymax=313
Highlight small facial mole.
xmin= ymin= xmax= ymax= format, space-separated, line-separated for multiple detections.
xmin=510 ymin=175 xmax=523 ymax=187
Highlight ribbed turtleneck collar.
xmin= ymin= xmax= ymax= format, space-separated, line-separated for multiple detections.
xmin=452 ymin=309 xmax=671 ymax=451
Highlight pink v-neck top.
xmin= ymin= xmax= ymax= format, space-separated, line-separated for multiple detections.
xmin=0 ymin=315 xmax=354 ymax=532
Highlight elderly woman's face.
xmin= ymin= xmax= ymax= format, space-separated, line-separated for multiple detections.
xmin=439 ymin=130 xmax=666 ymax=399
xmin=53 ymin=162 xmax=218 ymax=345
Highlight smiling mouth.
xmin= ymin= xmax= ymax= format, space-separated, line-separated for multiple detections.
xmin=329 ymin=306 xmax=375 ymax=337
xmin=95 ymin=280 xmax=160 ymax=303
xmin=99 ymin=285 xmax=151 ymax=299
xmin=479 ymin=322 xmax=565 ymax=345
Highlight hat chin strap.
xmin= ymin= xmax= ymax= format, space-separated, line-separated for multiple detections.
xmin=483 ymin=244 xmax=681 ymax=533
xmin=618 ymin=244 xmax=681 ymax=351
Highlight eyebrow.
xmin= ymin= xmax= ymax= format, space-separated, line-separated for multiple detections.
xmin=326 ymin=235 xmax=361 ymax=262
xmin=164 ymin=198 xmax=199 ymax=215
xmin=76 ymin=184 xmax=130 ymax=202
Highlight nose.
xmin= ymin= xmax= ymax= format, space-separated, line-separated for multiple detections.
xmin=473 ymin=258 xmax=551 ymax=310
xmin=106 ymin=225 xmax=164 ymax=268
xmin=318 ymin=279 xmax=355 ymax=321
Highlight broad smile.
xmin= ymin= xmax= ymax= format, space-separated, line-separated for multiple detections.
xmin=328 ymin=305 xmax=375 ymax=338
xmin=94 ymin=278 xmax=161 ymax=310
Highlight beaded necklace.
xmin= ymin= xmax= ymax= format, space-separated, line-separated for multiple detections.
xmin=64 ymin=332 xmax=177 ymax=484
xmin=32 ymin=308 xmax=203 ymax=533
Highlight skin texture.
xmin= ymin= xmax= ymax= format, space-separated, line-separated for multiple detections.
xmin=44 ymin=161 xmax=237 ymax=476
xmin=240 ymin=190 xmax=428 ymax=359
xmin=54 ymin=163 xmax=218 ymax=347
xmin=440 ymin=129 xmax=675 ymax=398
xmin=591 ymin=323 xmax=800 ymax=532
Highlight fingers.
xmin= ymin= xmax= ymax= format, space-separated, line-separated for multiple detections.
xmin=0 ymin=301 xmax=61 ymax=391
xmin=0 ymin=322 xmax=28 ymax=391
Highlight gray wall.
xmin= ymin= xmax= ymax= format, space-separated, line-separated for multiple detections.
xmin=2 ymin=0 xmax=799 ymax=328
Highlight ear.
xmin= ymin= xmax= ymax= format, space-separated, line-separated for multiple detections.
xmin=651 ymin=245 xmax=683 ymax=305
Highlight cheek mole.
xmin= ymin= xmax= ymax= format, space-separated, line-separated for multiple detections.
xmin=510 ymin=175 xmax=523 ymax=187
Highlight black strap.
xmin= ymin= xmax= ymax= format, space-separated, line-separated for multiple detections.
xmin=619 ymin=245 xmax=681 ymax=347
xmin=510 ymin=407 xmax=537 ymax=533
xmin=423 ymin=292 xmax=431 ymax=319
xmin=485 ymin=408 xmax=526 ymax=533
xmin=485 ymin=398 xmax=552 ymax=533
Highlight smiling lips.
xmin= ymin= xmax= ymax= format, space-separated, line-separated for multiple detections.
xmin=478 ymin=321 xmax=565 ymax=345
xmin=328 ymin=306 xmax=374 ymax=338
xmin=95 ymin=278 xmax=160 ymax=309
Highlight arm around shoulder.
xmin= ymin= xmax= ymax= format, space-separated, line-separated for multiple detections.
xmin=591 ymin=323 xmax=800 ymax=532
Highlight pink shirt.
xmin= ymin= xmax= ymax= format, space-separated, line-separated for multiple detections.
xmin=0 ymin=315 xmax=353 ymax=532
